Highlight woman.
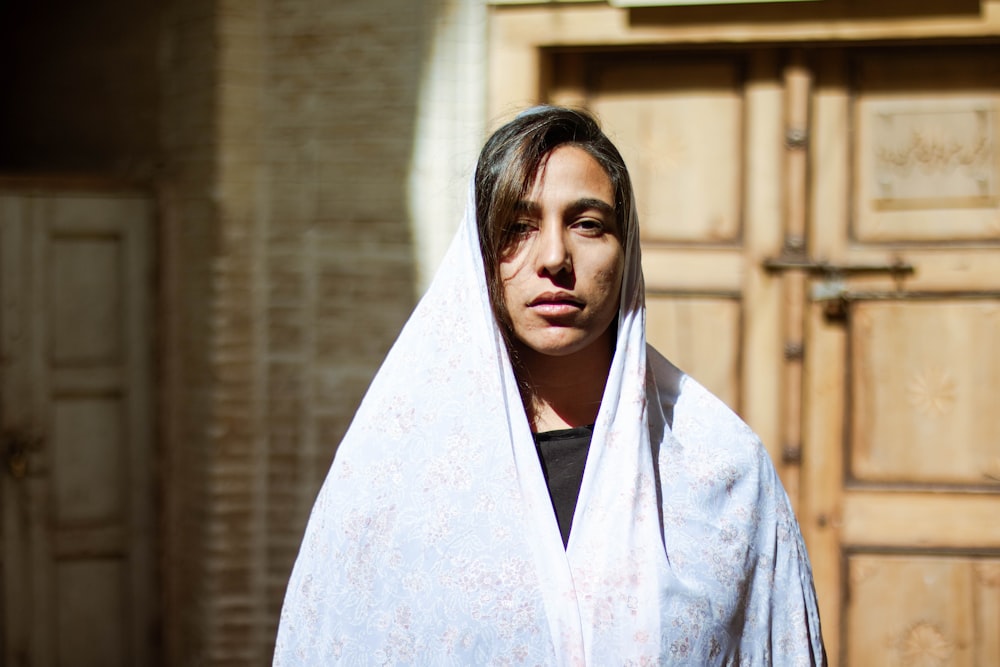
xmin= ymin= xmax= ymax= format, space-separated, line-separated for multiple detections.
xmin=274 ymin=107 xmax=826 ymax=665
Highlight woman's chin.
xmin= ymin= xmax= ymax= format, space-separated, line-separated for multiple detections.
xmin=513 ymin=329 xmax=612 ymax=360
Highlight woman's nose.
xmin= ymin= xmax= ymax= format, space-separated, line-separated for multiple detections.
xmin=536 ymin=223 xmax=572 ymax=275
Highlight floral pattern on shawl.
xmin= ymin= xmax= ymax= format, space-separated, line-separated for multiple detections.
xmin=273 ymin=184 xmax=826 ymax=665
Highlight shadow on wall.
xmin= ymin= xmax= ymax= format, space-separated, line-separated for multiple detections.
xmin=0 ymin=0 xmax=161 ymax=176
xmin=0 ymin=0 xmax=437 ymax=664
xmin=247 ymin=2 xmax=431 ymax=658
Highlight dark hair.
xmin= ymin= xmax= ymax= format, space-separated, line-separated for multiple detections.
xmin=474 ymin=105 xmax=634 ymax=331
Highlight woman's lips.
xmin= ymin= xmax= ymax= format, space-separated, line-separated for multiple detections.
xmin=528 ymin=292 xmax=583 ymax=316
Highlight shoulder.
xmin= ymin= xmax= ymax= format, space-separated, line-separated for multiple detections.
xmin=646 ymin=343 xmax=768 ymax=475
xmin=645 ymin=345 xmax=786 ymax=537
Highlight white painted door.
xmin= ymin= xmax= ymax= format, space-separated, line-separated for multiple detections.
xmin=0 ymin=190 xmax=156 ymax=667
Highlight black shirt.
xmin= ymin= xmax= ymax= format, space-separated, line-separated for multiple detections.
xmin=532 ymin=424 xmax=593 ymax=548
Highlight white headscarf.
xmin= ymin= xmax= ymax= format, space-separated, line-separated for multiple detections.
xmin=274 ymin=176 xmax=826 ymax=664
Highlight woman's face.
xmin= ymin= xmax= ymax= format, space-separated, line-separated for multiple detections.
xmin=499 ymin=145 xmax=625 ymax=359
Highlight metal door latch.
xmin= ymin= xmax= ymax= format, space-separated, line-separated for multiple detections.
xmin=763 ymin=255 xmax=915 ymax=320
xmin=762 ymin=256 xmax=915 ymax=279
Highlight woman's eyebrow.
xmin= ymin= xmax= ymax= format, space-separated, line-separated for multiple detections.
xmin=515 ymin=197 xmax=615 ymax=218
xmin=566 ymin=198 xmax=615 ymax=218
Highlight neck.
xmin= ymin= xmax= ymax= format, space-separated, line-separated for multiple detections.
xmin=513 ymin=331 xmax=615 ymax=433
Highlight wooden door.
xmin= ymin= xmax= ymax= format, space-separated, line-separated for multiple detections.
xmin=545 ymin=43 xmax=1000 ymax=665
xmin=803 ymin=47 xmax=1000 ymax=666
xmin=0 ymin=190 xmax=156 ymax=666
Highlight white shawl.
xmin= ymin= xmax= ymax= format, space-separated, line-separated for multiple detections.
xmin=274 ymin=184 xmax=826 ymax=665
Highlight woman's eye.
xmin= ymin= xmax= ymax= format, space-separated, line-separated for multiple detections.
xmin=573 ymin=218 xmax=605 ymax=234
xmin=511 ymin=221 xmax=535 ymax=236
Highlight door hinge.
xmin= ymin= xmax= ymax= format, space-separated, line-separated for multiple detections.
xmin=785 ymin=127 xmax=808 ymax=150
xmin=782 ymin=444 xmax=802 ymax=464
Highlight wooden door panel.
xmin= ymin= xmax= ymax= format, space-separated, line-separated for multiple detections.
xmin=53 ymin=398 xmax=124 ymax=523
xmin=853 ymin=51 xmax=1000 ymax=242
xmin=588 ymin=59 xmax=744 ymax=243
xmin=56 ymin=559 xmax=127 ymax=667
xmin=646 ymin=295 xmax=740 ymax=406
xmin=845 ymin=553 xmax=1000 ymax=667
xmin=850 ymin=300 xmax=1000 ymax=486
xmin=51 ymin=237 xmax=123 ymax=363
xmin=47 ymin=195 xmax=152 ymax=667
xmin=841 ymin=492 xmax=1000 ymax=549
xmin=640 ymin=247 xmax=744 ymax=291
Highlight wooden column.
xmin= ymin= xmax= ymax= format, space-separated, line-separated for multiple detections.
xmin=778 ymin=51 xmax=812 ymax=505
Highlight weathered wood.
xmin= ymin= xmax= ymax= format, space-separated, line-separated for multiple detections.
xmin=493 ymin=9 xmax=1000 ymax=663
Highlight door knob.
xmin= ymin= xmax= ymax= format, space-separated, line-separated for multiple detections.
xmin=3 ymin=430 xmax=38 ymax=479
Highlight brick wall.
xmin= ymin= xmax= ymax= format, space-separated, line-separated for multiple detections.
xmin=161 ymin=0 xmax=218 ymax=664
xmin=163 ymin=0 xmax=442 ymax=663
xmin=258 ymin=0 xmax=433 ymax=656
